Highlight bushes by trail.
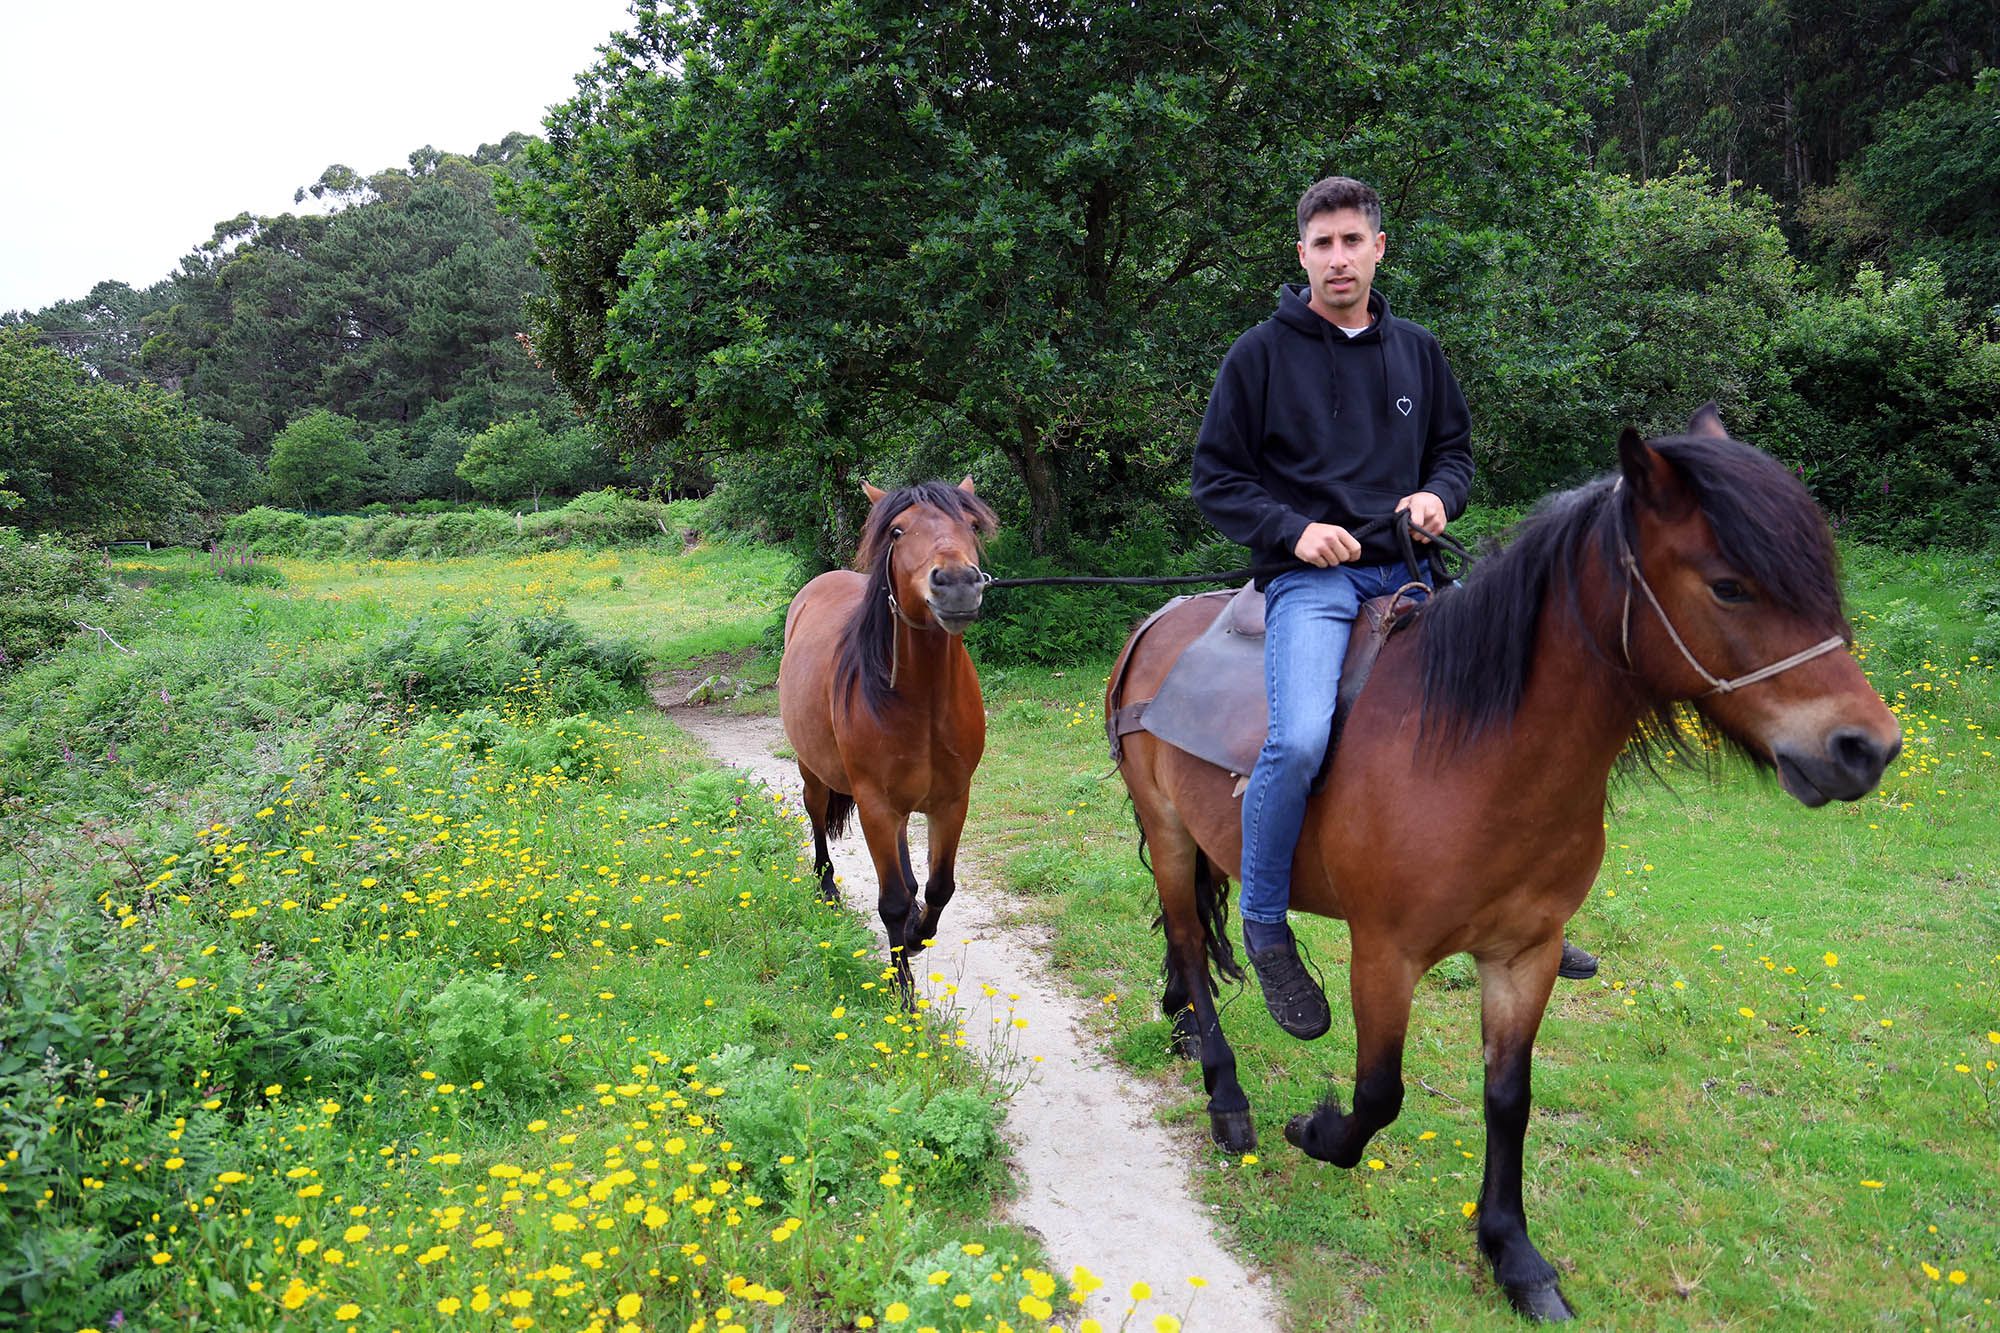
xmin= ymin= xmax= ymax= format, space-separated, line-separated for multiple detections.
xmin=221 ymin=488 xmax=699 ymax=559
xmin=0 ymin=528 xmax=114 ymax=670
xmin=363 ymin=607 xmax=647 ymax=714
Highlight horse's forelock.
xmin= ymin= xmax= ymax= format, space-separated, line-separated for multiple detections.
xmin=1652 ymin=435 xmax=1845 ymax=634
xmin=855 ymin=481 xmax=998 ymax=572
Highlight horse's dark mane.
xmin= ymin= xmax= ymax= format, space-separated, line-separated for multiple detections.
xmin=835 ymin=481 xmax=996 ymax=717
xmin=1414 ymin=434 xmax=1846 ymax=761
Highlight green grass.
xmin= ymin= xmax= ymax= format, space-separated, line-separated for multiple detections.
xmin=18 ymin=532 xmax=1993 ymax=1330
xmin=258 ymin=540 xmax=799 ymax=665
xmin=0 ymin=546 xmax=1047 ymax=1333
xmin=967 ymin=547 xmax=2000 ymax=1330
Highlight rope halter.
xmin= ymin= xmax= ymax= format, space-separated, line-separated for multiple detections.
xmin=1616 ymin=542 xmax=1846 ymax=696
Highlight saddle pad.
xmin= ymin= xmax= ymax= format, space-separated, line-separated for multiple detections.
xmin=1139 ymin=583 xmax=1410 ymax=777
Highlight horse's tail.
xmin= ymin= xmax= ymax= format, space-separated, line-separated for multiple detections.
xmin=1193 ymin=849 xmax=1244 ymax=985
xmin=824 ymin=789 xmax=857 ymax=842
xmin=1149 ymin=839 xmax=1244 ymax=994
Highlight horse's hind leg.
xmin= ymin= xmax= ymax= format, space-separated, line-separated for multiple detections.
xmin=1284 ymin=930 xmax=1419 ymax=1167
xmin=1161 ymin=942 xmax=1200 ymax=1060
xmin=1148 ymin=819 xmax=1254 ymax=1150
xmin=797 ymin=767 xmax=848 ymax=905
xmin=908 ymin=793 xmax=967 ymax=953
xmin=1474 ymin=936 xmax=1574 ymax=1322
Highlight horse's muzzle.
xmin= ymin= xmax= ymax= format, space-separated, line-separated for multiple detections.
xmin=1774 ymin=726 xmax=1901 ymax=806
xmin=927 ymin=564 xmax=984 ymax=632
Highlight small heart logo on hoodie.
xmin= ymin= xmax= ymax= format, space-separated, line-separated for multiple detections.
xmin=1396 ymin=396 xmax=1413 ymax=417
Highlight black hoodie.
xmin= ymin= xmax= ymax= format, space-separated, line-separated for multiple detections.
xmin=1191 ymin=284 xmax=1473 ymax=573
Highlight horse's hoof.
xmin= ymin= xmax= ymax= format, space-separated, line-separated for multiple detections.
xmin=1209 ymin=1109 xmax=1256 ymax=1153
xmin=1282 ymin=1097 xmax=1347 ymax=1162
xmin=1503 ymin=1280 xmax=1575 ymax=1323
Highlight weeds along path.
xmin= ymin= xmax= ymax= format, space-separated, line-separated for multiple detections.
xmin=652 ymin=685 xmax=1284 ymax=1332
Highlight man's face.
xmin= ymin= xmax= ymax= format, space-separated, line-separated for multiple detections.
xmin=1296 ymin=206 xmax=1386 ymax=323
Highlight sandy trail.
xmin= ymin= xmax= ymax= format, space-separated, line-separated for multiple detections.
xmin=656 ymin=693 xmax=1284 ymax=1332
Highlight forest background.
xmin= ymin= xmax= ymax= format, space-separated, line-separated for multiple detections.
xmin=4 ymin=0 xmax=1998 ymax=598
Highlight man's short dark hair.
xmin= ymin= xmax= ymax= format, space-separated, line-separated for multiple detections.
xmin=1297 ymin=176 xmax=1381 ymax=236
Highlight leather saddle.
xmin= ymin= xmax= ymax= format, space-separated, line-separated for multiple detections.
xmin=1110 ymin=580 xmax=1424 ymax=783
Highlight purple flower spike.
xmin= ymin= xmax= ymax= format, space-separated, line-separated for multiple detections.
xmin=61 ymin=741 xmax=76 ymax=765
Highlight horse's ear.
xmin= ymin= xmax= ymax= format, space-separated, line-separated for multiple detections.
xmin=957 ymin=475 xmax=976 ymax=495
xmin=862 ymin=481 xmax=886 ymax=505
xmin=1618 ymin=426 xmax=1696 ymax=520
xmin=1687 ymin=402 xmax=1729 ymax=440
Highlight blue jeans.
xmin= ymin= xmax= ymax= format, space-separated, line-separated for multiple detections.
xmin=1238 ymin=561 xmax=1422 ymax=926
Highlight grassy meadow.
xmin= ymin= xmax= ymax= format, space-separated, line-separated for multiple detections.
xmin=967 ymin=543 xmax=2000 ymax=1329
xmin=7 ymin=519 xmax=1996 ymax=1332
xmin=0 ymin=538 xmax=1058 ymax=1333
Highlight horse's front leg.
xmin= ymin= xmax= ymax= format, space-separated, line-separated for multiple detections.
xmin=1475 ymin=936 xmax=1574 ymax=1323
xmin=908 ymin=794 xmax=968 ymax=953
xmin=854 ymin=794 xmax=920 ymax=1004
xmin=1284 ymin=936 xmax=1417 ymax=1166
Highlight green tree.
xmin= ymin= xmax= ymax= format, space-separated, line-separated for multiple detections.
xmin=1804 ymin=72 xmax=2000 ymax=301
xmin=509 ymin=0 xmax=1618 ymax=555
xmin=1466 ymin=169 xmax=1800 ymax=500
xmin=140 ymin=137 xmax=564 ymax=457
xmin=1 ymin=279 xmax=177 ymax=384
xmin=267 ymin=409 xmax=368 ymax=510
xmin=455 ymin=416 xmax=595 ymax=510
xmin=1596 ymin=0 xmax=2000 ymax=210
xmin=0 ymin=327 xmax=204 ymax=540
xmin=1761 ymin=261 xmax=2000 ymax=547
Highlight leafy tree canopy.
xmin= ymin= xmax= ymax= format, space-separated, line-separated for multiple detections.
xmin=267 ymin=409 xmax=369 ymax=511
xmin=509 ymin=0 xmax=1620 ymax=555
xmin=139 ymin=134 xmax=564 ymax=452
xmin=0 ymin=327 xmax=204 ymax=541
xmin=456 ymin=416 xmax=598 ymax=510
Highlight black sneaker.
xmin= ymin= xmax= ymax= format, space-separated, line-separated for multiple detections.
xmin=1247 ymin=938 xmax=1331 ymax=1040
xmin=1557 ymin=939 xmax=1599 ymax=980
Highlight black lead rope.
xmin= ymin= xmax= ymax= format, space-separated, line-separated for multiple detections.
xmin=980 ymin=510 xmax=1477 ymax=591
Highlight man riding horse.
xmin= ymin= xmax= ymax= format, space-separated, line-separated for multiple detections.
xmin=1190 ymin=175 xmax=1598 ymax=1039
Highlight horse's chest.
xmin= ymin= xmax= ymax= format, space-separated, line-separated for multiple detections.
xmin=837 ymin=708 xmax=982 ymax=808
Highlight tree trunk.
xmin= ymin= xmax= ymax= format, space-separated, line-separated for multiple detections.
xmin=1001 ymin=414 xmax=1064 ymax=555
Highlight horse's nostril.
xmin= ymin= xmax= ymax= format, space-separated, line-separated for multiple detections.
xmin=929 ymin=567 xmax=946 ymax=587
xmin=1830 ymin=728 xmax=1884 ymax=776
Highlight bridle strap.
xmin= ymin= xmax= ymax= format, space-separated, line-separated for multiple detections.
xmin=1617 ymin=542 xmax=1845 ymax=696
xmin=882 ymin=528 xmax=930 ymax=692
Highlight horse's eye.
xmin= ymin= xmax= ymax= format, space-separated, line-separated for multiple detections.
xmin=890 ymin=526 xmax=903 ymax=540
xmin=1710 ymin=578 xmax=1750 ymax=604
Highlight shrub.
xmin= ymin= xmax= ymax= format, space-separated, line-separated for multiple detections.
xmin=1874 ymin=597 xmax=1943 ymax=671
xmin=362 ymin=609 xmax=646 ymax=714
xmin=214 ymin=560 xmax=286 ymax=588
xmin=222 ymin=505 xmax=312 ymax=554
xmin=0 ymin=529 xmax=113 ymax=670
xmin=422 ymin=975 xmax=556 ymax=1096
xmin=1762 ymin=262 xmax=2000 ymax=549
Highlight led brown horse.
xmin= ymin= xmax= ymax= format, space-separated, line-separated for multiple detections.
xmin=779 ymin=479 xmax=996 ymax=996
xmin=1107 ymin=411 xmax=1900 ymax=1321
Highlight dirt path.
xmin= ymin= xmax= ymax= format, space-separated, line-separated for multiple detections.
xmin=655 ymin=688 xmax=1284 ymax=1332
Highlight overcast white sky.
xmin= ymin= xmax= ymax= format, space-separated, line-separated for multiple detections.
xmin=0 ymin=0 xmax=637 ymax=314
